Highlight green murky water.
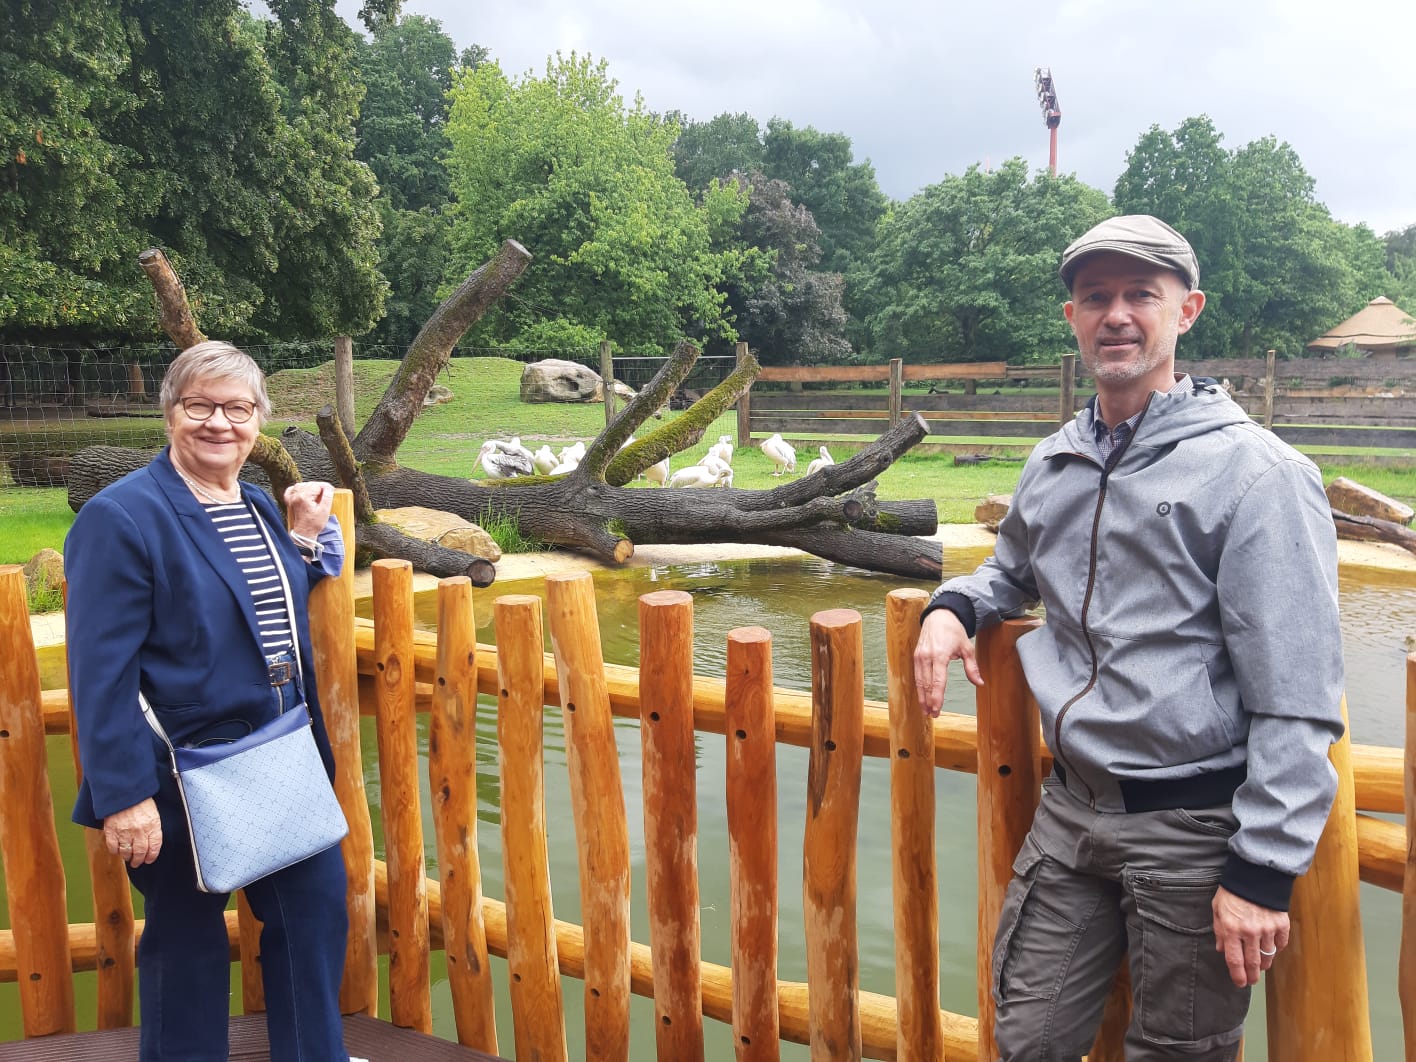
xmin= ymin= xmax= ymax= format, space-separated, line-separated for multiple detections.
xmin=5 ymin=553 xmax=1415 ymax=1058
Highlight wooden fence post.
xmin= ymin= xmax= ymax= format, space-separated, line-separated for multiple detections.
xmin=313 ymin=489 xmax=379 ymax=1016
xmin=601 ymin=339 xmax=616 ymax=427
xmin=1266 ymin=696 xmax=1372 ymax=1060
xmin=736 ymin=341 xmax=752 ymax=446
xmin=495 ymin=594 xmax=569 ymax=1062
xmin=1402 ymin=653 xmax=1416 ymax=1056
xmin=1059 ymin=352 xmax=1077 ymax=425
xmin=236 ymin=891 xmax=264 ymax=1013
xmin=432 ymin=577 xmax=498 ymax=1053
xmin=802 ymin=608 xmax=865 ymax=1061
xmin=725 ymin=626 xmax=781 ymax=1061
xmin=1263 ymin=348 xmax=1277 ymax=430
xmin=639 ymin=590 xmax=705 ymax=1060
xmin=545 ymin=571 xmax=631 ymax=1060
xmin=884 ymin=589 xmax=944 ymax=1059
xmin=888 ymin=358 xmax=904 ymax=427
xmin=372 ymin=559 xmax=433 ymax=1032
xmin=334 ymin=335 xmax=355 ymax=438
xmin=974 ymin=618 xmax=1043 ymax=1061
xmin=0 ymin=565 xmax=75 ymax=1036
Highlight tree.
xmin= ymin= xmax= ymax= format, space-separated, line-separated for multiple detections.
xmin=445 ymin=53 xmax=745 ymax=354
xmin=720 ymin=173 xmax=851 ymax=365
xmin=1383 ymin=224 xmax=1416 ymax=311
xmin=858 ymin=159 xmax=1111 ymax=363
xmin=1114 ymin=117 xmax=1385 ymax=357
xmin=670 ymin=111 xmax=765 ymax=192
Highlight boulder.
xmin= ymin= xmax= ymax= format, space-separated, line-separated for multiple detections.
xmin=520 ymin=359 xmax=604 ymax=404
xmin=1326 ymin=477 xmax=1413 ymax=526
xmin=422 ymin=384 xmax=454 ymax=408
xmin=374 ymin=506 xmax=502 ymax=562
xmin=23 ymin=548 xmax=65 ymax=594
xmin=975 ymin=494 xmax=1012 ymax=533
xmin=611 ymin=380 xmax=636 ymax=402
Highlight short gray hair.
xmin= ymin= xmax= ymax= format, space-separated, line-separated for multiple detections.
xmin=159 ymin=341 xmax=271 ymax=426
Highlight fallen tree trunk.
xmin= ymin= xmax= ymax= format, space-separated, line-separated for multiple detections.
xmin=1332 ymin=508 xmax=1416 ymax=557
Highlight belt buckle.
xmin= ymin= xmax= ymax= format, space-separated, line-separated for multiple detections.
xmin=268 ymin=661 xmax=293 ymax=686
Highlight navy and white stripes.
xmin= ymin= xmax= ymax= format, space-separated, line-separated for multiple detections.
xmin=201 ymin=501 xmax=294 ymax=656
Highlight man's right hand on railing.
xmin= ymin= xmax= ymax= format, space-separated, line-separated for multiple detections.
xmin=913 ymin=608 xmax=983 ymax=718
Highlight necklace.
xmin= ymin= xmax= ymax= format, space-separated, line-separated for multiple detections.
xmin=173 ymin=463 xmax=241 ymax=505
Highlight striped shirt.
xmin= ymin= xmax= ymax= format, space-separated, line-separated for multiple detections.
xmin=201 ymin=501 xmax=294 ymax=656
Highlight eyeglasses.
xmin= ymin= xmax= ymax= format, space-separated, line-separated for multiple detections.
xmin=178 ymin=397 xmax=257 ymax=424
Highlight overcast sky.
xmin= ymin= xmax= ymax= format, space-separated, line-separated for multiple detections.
xmin=345 ymin=0 xmax=1416 ymax=236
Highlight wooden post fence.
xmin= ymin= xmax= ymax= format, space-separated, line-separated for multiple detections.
xmin=334 ymin=335 xmax=355 ymax=438
xmin=1402 ymin=652 xmax=1416 ymax=1057
xmin=601 ymin=340 xmax=616 ymax=427
xmin=1263 ymin=349 xmax=1277 ymax=430
xmin=736 ymin=342 xmax=751 ymax=446
xmin=1059 ymin=352 xmax=1077 ymax=425
xmin=888 ymin=358 xmax=903 ymax=428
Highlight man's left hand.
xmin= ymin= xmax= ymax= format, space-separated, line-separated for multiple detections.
xmin=284 ymin=481 xmax=335 ymax=539
xmin=1212 ymin=885 xmax=1288 ymax=987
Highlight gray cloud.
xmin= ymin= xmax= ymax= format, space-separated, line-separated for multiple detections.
xmin=344 ymin=0 xmax=1416 ymax=234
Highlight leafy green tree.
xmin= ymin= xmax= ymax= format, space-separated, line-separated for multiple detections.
xmin=858 ymin=159 xmax=1111 ymax=364
xmin=761 ymin=119 xmax=887 ymax=277
xmin=670 ymin=112 xmax=765 ymax=192
xmin=1383 ymin=224 xmax=1416 ymax=312
xmin=445 ymin=52 xmax=745 ymax=354
xmin=1114 ymin=117 xmax=1384 ymax=356
xmin=717 ymin=173 xmax=850 ymax=365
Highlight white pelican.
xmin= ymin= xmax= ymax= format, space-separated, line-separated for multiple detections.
xmin=707 ymin=435 xmax=733 ymax=464
xmin=805 ymin=446 xmax=835 ymax=476
xmin=558 ymin=441 xmax=586 ymax=465
xmin=644 ymin=456 xmax=670 ymax=486
xmin=761 ymin=433 xmax=796 ymax=476
xmin=531 ymin=445 xmax=558 ymax=475
xmin=698 ymin=454 xmax=730 ymax=477
xmin=667 ymin=464 xmax=731 ymax=488
xmin=477 ymin=440 xmax=534 ymax=479
xmin=549 ymin=456 xmax=580 ymax=476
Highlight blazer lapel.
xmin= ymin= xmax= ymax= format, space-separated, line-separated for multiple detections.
xmin=152 ymin=449 xmax=266 ymax=654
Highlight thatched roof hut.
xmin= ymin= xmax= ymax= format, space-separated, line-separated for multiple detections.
xmin=1308 ymin=297 xmax=1416 ymax=359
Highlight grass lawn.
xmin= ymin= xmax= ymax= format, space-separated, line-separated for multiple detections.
xmin=4 ymin=356 xmax=1413 ymax=597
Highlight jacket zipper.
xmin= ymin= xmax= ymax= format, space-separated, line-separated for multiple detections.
xmin=1052 ymin=396 xmax=1154 ymax=809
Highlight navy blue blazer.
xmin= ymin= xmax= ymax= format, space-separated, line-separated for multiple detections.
xmin=66 ymin=448 xmax=343 ymax=828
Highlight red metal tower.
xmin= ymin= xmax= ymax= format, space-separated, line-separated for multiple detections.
xmin=1034 ymin=68 xmax=1061 ymax=176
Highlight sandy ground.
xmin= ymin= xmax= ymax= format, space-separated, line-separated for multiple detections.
xmin=28 ymin=525 xmax=1416 ymax=650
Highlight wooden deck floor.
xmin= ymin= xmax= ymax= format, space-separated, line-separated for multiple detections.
xmin=0 ymin=1014 xmax=507 ymax=1060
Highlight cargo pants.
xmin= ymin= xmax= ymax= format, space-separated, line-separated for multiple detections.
xmin=991 ymin=776 xmax=1251 ymax=1061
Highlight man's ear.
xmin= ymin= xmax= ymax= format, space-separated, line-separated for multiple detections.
xmin=1176 ymin=289 xmax=1206 ymax=335
xmin=1063 ymin=300 xmax=1077 ymax=332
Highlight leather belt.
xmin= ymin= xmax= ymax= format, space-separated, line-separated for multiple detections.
xmin=268 ymin=661 xmax=294 ymax=686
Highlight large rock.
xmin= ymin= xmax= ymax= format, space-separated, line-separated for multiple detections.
xmin=374 ymin=506 xmax=502 ymax=562
xmin=519 ymin=359 xmax=604 ymax=404
xmin=975 ymin=494 xmax=1012 ymax=533
xmin=23 ymin=548 xmax=65 ymax=594
xmin=1326 ymin=476 xmax=1413 ymax=526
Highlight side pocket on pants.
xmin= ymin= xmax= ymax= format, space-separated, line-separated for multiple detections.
xmin=1128 ymin=870 xmax=1249 ymax=1050
xmin=991 ymin=842 xmax=1046 ymax=1005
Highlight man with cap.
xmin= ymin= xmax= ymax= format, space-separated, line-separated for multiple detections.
xmin=914 ymin=215 xmax=1344 ymax=1059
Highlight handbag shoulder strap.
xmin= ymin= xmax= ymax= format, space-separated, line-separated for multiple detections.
xmin=140 ymin=496 xmax=307 ymax=748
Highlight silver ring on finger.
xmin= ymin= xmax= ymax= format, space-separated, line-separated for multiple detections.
xmin=1259 ymin=946 xmax=1277 ymax=957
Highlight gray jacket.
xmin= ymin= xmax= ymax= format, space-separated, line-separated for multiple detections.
xmin=933 ymin=379 xmax=1344 ymax=909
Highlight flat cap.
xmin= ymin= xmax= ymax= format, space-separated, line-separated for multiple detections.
xmin=1059 ymin=214 xmax=1199 ymax=291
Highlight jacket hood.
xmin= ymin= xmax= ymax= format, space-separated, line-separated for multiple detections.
xmin=1047 ymin=376 xmax=1253 ymax=458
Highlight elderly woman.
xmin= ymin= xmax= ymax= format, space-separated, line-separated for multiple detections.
xmin=65 ymin=341 xmax=353 ymax=1061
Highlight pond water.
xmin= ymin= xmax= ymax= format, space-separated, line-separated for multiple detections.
xmin=5 ymin=550 xmax=1415 ymax=1059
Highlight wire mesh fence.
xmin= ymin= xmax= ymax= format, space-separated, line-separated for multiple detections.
xmin=0 ymin=341 xmax=737 ymax=490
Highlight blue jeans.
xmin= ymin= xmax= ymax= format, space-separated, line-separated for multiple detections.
xmin=129 ymin=657 xmax=349 ymax=1061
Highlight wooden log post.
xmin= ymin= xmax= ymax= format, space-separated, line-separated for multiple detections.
xmin=736 ymin=341 xmax=752 ymax=445
xmin=802 ymin=608 xmax=865 ymax=1061
xmin=1059 ymin=352 xmax=1077 ymax=425
xmin=725 ymin=626 xmax=781 ymax=1061
xmin=313 ymin=490 xmax=379 ymax=1016
xmin=495 ymin=595 xmax=569 ymax=1062
xmin=372 ymin=559 xmax=433 ymax=1032
xmin=601 ymin=340 xmax=616 ymax=427
xmin=1263 ymin=348 xmax=1277 ymax=430
xmin=1266 ymin=696 xmax=1372 ymax=1060
xmin=127 ymin=360 xmax=146 ymax=400
xmin=888 ymin=358 xmax=904 ymax=428
xmin=0 ymin=565 xmax=75 ymax=1035
xmin=545 ymin=571 xmax=631 ymax=1060
xmin=974 ymin=618 xmax=1043 ymax=1061
xmin=884 ymin=589 xmax=944 ymax=1059
xmin=1404 ymin=652 xmax=1416 ymax=1056
xmin=62 ymin=589 xmax=136 ymax=1030
xmin=237 ymin=892 xmax=264 ymax=1013
xmin=334 ymin=336 xmax=355 ymax=438
xmin=432 ymin=578 xmax=498 ymax=1053
xmin=638 ymin=590 xmax=704 ymax=1060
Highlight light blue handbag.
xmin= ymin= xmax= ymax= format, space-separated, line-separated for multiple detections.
xmin=139 ymin=505 xmax=347 ymax=894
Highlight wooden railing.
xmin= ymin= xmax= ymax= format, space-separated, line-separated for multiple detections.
xmin=1 ymin=491 xmax=1411 ymax=1059
xmin=738 ymin=348 xmax=1416 ymax=450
